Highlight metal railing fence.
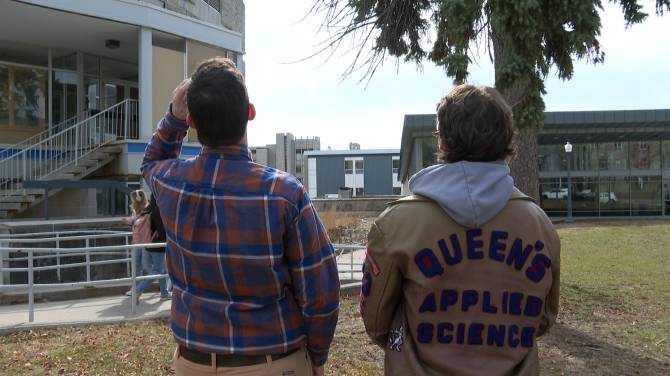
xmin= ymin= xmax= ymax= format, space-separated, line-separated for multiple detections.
xmin=0 ymin=230 xmax=364 ymax=323
xmin=0 ymin=99 xmax=138 ymax=199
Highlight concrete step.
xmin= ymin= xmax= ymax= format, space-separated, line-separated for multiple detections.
xmin=0 ymin=189 xmax=44 ymax=196
xmin=0 ymin=195 xmax=36 ymax=203
xmin=0 ymin=202 xmax=21 ymax=211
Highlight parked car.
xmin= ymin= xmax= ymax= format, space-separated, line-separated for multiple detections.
xmin=599 ymin=192 xmax=617 ymax=203
xmin=541 ymin=188 xmax=569 ymax=200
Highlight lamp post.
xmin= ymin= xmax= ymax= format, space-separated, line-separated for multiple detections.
xmin=565 ymin=141 xmax=573 ymax=223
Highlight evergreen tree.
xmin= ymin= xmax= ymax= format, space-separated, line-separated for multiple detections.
xmin=311 ymin=0 xmax=669 ymax=199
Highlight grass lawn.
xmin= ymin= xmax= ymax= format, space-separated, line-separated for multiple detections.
xmin=1 ymin=223 xmax=669 ymax=375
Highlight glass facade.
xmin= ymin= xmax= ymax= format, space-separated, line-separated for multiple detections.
xmin=0 ymin=63 xmax=47 ymax=128
xmin=540 ymin=140 xmax=668 ymax=217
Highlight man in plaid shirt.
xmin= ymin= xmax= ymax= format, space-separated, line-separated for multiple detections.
xmin=142 ymin=58 xmax=340 ymax=375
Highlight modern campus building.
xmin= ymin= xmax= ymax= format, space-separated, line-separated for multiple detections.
xmin=250 ymin=133 xmax=320 ymax=183
xmin=0 ymin=0 xmax=245 ymax=220
xmin=399 ymin=109 xmax=670 ymax=217
xmin=304 ymin=149 xmax=401 ymax=198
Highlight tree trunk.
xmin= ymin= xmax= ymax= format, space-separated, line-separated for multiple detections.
xmin=492 ymin=31 xmax=540 ymax=202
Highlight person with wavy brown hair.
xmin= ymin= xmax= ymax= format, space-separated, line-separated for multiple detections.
xmin=360 ymin=84 xmax=561 ymax=376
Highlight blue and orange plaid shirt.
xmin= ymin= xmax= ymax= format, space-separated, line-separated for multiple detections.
xmin=142 ymin=110 xmax=340 ymax=366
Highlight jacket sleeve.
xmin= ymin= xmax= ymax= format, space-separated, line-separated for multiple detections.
xmin=360 ymin=221 xmax=403 ymax=348
xmin=537 ymin=227 xmax=561 ymax=337
xmin=284 ymin=189 xmax=340 ymax=366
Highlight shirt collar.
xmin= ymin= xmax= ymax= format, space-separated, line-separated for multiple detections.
xmin=200 ymin=145 xmax=252 ymax=161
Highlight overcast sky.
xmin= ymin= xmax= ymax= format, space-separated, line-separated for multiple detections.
xmin=243 ymin=1 xmax=670 ymax=150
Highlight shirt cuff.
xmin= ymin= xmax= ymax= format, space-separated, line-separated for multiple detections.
xmin=166 ymin=104 xmax=189 ymax=130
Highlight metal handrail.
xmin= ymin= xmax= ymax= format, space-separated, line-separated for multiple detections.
xmin=0 ymin=99 xmax=138 ymax=199
xmin=0 ymin=227 xmax=365 ymax=323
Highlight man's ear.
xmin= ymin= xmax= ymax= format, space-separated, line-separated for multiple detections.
xmin=248 ymin=103 xmax=256 ymax=121
xmin=438 ymin=137 xmax=446 ymax=153
xmin=186 ymin=113 xmax=195 ymax=128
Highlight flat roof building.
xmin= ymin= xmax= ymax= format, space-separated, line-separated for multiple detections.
xmin=400 ymin=109 xmax=670 ymax=217
xmin=304 ymin=149 xmax=400 ymax=198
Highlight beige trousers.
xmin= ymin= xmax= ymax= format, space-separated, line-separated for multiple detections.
xmin=173 ymin=346 xmax=313 ymax=376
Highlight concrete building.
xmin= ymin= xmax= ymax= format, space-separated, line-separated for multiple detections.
xmin=251 ymin=133 xmax=320 ymax=183
xmin=0 ymin=0 xmax=245 ymax=220
xmin=304 ymin=149 xmax=401 ymax=198
xmin=399 ymin=109 xmax=670 ymax=217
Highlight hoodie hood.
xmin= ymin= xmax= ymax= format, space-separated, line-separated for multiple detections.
xmin=409 ymin=161 xmax=514 ymax=227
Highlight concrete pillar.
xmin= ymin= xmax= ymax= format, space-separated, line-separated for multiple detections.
xmin=139 ymin=27 xmax=153 ymax=140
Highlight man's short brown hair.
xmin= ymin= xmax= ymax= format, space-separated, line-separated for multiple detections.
xmin=187 ymin=57 xmax=248 ymax=147
xmin=436 ymin=84 xmax=515 ymax=163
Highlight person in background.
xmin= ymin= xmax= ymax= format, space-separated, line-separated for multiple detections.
xmin=123 ymin=189 xmax=149 ymax=296
xmin=359 ymin=84 xmax=561 ymax=375
xmin=133 ymin=195 xmax=170 ymax=302
xmin=142 ymin=58 xmax=339 ymax=376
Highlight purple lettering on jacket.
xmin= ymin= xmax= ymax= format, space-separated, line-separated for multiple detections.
xmin=534 ymin=240 xmax=545 ymax=252
xmin=468 ymin=323 xmax=484 ymax=346
xmin=419 ymin=293 xmax=437 ymax=313
xmin=482 ymin=291 xmax=498 ymax=314
xmin=521 ymin=326 xmax=536 ymax=348
xmin=502 ymin=292 xmax=509 ymax=314
xmin=437 ymin=322 xmax=453 ymax=344
xmin=461 ymin=290 xmax=479 ymax=312
xmin=524 ymin=295 xmax=543 ymax=317
xmin=438 ymin=238 xmax=462 ymax=266
xmin=417 ymin=323 xmax=434 ymax=343
xmin=440 ymin=289 xmax=459 ymax=311
xmin=508 ymin=325 xmax=520 ymax=348
xmin=489 ymin=231 xmax=508 ymax=262
xmin=487 ymin=325 xmax=506 ymax=346
xmin=506 ymin=238 xmax=533 ymax=270
xmin=509 ymin=292 xmax=523 ymax=315
xmin=466 ymin=229 xmax=484 ymax=259
xmin=525 ymin=254 xmax=552 ymax=283
xmin=456 ymin=323 xmax=466 ymax=344
xmin=415 ymin=248 xmax=444 ymax=278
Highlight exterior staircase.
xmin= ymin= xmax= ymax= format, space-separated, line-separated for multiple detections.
xmin=0 ymin=100 xmax=138 ymax=219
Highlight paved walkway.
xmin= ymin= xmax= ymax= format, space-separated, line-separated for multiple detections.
xmin=0 ymin=292 xmax=171 ymax=333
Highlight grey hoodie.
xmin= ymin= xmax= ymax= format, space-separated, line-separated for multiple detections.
xmin=408 ymin=161 xmax=514 ymax=227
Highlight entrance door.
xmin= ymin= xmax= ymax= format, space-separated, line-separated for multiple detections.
xmin=52 ymin=70 xmax=78 ymax=129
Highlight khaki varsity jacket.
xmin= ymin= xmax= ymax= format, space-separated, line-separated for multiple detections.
xmin=360 ymin=189 xmax=560 ymax=376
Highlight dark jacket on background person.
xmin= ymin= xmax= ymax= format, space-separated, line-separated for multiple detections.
xmin=360 ymin=161 xmax=561 ymax=376
xmin=148 ymin=195 xmax=166 ymax=252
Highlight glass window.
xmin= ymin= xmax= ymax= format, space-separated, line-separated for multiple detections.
xmin=101 ymin=58 xmax=137 ymax=82
xmin=0 ymin=64 xmax=8 ymax=126
xmin=538 ymin=145 xmax=565 ymax=171
xmin=11 ymin=66 xmax=47 ymax=127
xmin=84 ymin=55 xmax=100 ymax=76
xmin=355 ymin=188 xmax=364 ymax=196
xmin=52 ymin=71 xmax=78 ymax=125
xmin=598 ymin=142 xmax=628 ymax=171
xmin=570 ymin=143 xmax=598 ymax=172
xmin=630 ymin=141 xmax=660 ymax=171
xmin=0 ymin=39 xmax=48 ymax=66
xmin=392 ymin=187 xmax=401 ymax=195
xmin=52 ymin=51 xmax=77 ymax=70
xmin=355 ymin=160 xmax=364 ymax=173
xmin=392 ymin=158 xmax=400 ymax=174
xmin=599 ymin=177 xmax=629 ymax=216
xmin=663 ymin=140 xmax=670 ymax=170
xmin=630 ymin=176 xmax=662 ymax=216
xmin=421 ymin=137 xmax=438 ymax=168
xmin=344 ymin=160 xmax=353 ymax=174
